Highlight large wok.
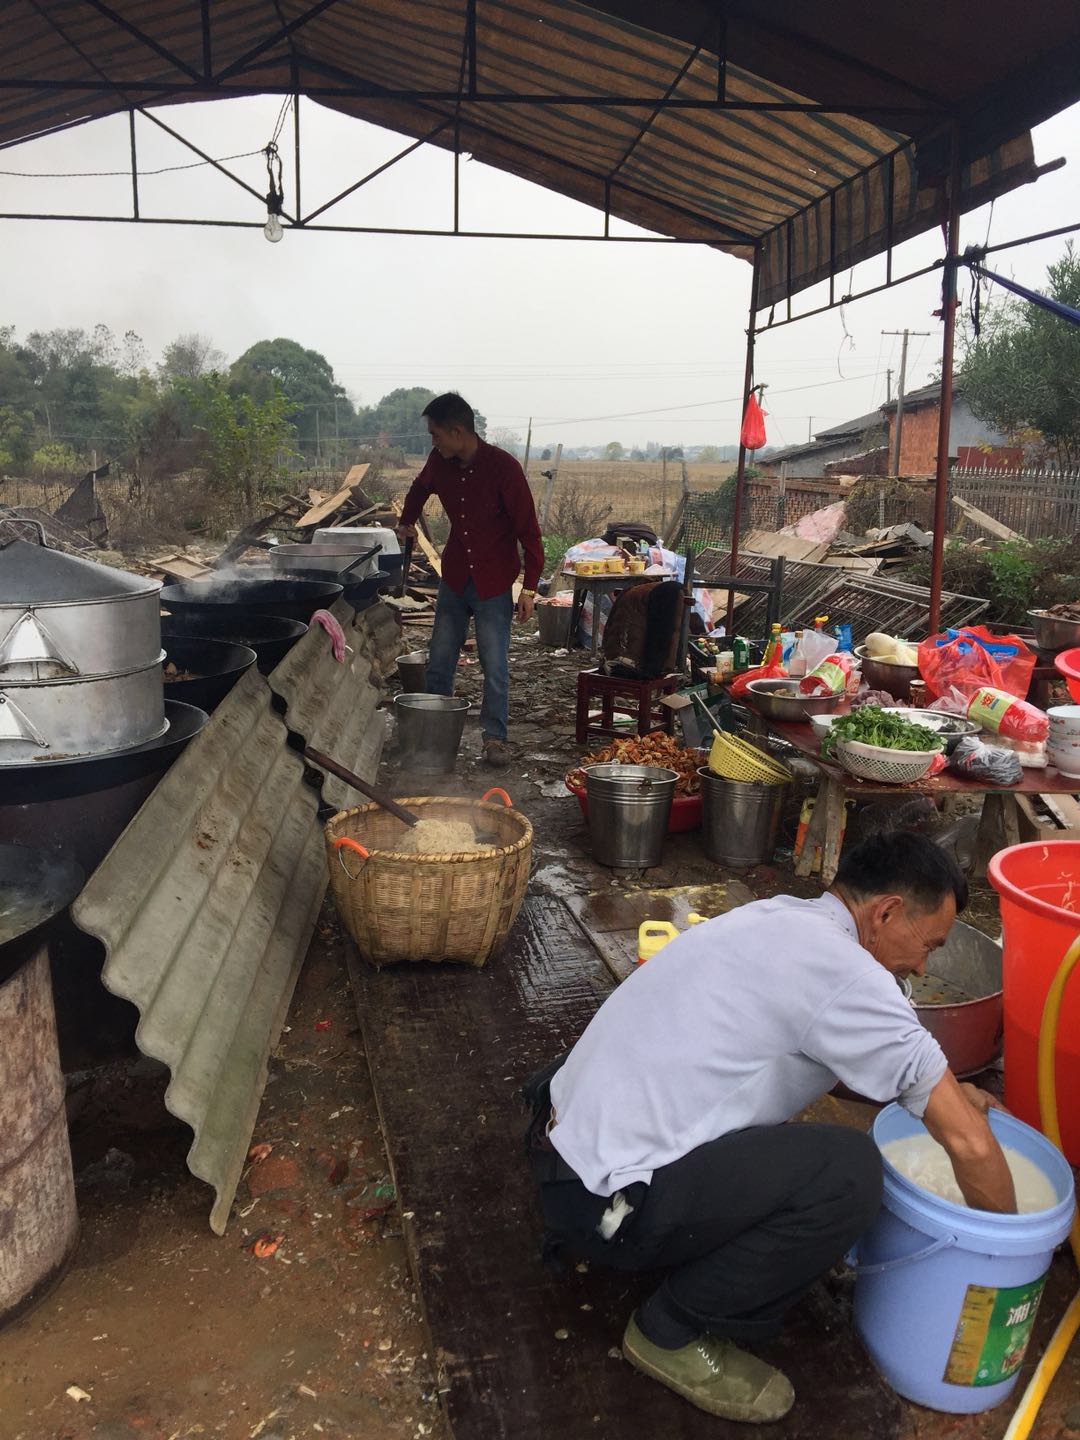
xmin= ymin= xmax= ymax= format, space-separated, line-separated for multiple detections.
xmin=0 ymin=842 xmax=84 ymax=985
xmin=160 ymin=577 xmax=342 ymax=623
xmin=160 ymin=613 xmax=307 ymax=674
xmin=162 ymin=636 xmax=257 ymax=712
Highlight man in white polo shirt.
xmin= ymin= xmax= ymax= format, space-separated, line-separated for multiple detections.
xmin=524 ymin=832 xmax=1015 ymax=1424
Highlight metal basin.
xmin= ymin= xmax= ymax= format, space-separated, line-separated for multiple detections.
xmin=746 ymin=677 xmax=843 ymax=721
xmin=909 ymin=919 xmax=1003 ymax=1077
xmin=1027 ymin=608 xmax=1080 ymax=653
xmin=269 ymin=542 xmax=381 ymax=579
xmin=855 ymin=646 xmax=921 ymax=701
xmin=160 ymin=577 xmax=343 ymax=623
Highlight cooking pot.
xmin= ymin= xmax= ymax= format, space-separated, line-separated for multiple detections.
xmin=160 ymin=613 xmax=307 ymax=674
xmin=159 ymin=577 xmax=343 ymax=623
xmin=162 ymin=636 xmax=257 ymax=713
xmin=269 ymin=542 xmax=381 ymax=579
xmin=0 ymin=654 xmax=166 ymax=765
xmin=0 ymin=842 xmax=84 ymax=986
xmin=0 ymin=539 xmax=162 ymax=681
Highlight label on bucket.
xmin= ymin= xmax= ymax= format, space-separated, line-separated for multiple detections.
xmin=943 ymin=1276 xmax=1047 ymax=1387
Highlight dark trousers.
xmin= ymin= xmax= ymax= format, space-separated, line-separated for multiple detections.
xmin=535 ymin=1123 xmax=882 ymax=1347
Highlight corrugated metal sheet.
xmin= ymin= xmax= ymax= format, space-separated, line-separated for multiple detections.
xmin=4 ymin=2 xmax=1072 ymax=305
xmin=71 ymin=665 xmax=328 ymax=1234
xmin=267 ymin=599 xmax=402 ymax=812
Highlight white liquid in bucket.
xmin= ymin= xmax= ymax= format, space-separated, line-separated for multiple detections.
xmin=882 ymin=1134 xmax=1057 ymax=1213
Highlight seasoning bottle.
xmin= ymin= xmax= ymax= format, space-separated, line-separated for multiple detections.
xmin=762 ymin=622 xmax=783 ymax=666
xmin=732 ymin=636 xmax=750 ymax=673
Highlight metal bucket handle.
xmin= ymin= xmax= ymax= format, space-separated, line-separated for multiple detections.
xmin=332 ymin=835 xmax=370 ymax=880
xmin=480 ymin=787 xmax=513 ymax=807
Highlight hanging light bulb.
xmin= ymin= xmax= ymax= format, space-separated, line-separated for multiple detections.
xmin=262 ymin=141 xmax=285 ymax=245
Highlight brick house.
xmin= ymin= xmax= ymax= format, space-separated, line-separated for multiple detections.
xmin=758 ymin=409 xmax=887 ymax=478
xmin=880 ymin=381 xmax=1019 ymax=476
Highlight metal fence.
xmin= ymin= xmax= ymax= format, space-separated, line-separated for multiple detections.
xmin=949 ymin=465 xmax=1080 ymax=541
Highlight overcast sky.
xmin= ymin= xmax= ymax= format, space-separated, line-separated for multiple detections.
xmin=1 ymin=96 xmax=1077 ymax=450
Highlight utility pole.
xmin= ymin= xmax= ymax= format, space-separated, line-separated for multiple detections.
xmin=807 ymin=417 xmax=812 ymax=442
xmin=882 ymin=329 xmax=929 ymax=475
xmin=885 ymin=368 xmax=893 ymax=404
xmin=522 ymin=417 xmax=533 ymax=476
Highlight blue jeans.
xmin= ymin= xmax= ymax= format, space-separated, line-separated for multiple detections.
xmin=426 ymin=580 xmax=513 ymax=742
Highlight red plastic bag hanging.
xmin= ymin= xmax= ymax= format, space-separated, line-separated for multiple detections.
xmin=740 ymin=391 xmax=767 ymax=450
xmin=917 ymin=626 xmax=1036 ymax=702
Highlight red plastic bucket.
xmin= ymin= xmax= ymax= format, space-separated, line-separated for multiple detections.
xmin=988 ymin=840 xmax=1080 ymax=1162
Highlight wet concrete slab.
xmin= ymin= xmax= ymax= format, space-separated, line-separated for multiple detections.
xmin=347 ymin=893 xmax=903 ymax=1440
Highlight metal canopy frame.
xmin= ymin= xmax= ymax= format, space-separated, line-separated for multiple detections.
xmin=3 ymin=1 xmax=1079 ymax=632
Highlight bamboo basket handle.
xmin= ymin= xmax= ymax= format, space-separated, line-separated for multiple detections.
xmin=331 ymin=835 xmax=370 ymax=880
xmin=480 ymin=787 xmax=513 ymax=807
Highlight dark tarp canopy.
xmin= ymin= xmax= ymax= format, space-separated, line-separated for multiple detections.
xmin=4 ymin=1 xmax=1080 ymax=304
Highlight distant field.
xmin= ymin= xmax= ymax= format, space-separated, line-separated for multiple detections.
xmin=531 ymin=459 xmax=735 ymax=539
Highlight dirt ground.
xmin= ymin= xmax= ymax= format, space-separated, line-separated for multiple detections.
xmin=1 ymin=616 xmax=1075 ymax=1440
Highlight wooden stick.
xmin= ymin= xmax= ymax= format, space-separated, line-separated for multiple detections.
xmin=304 ymin=746 xmax=419 ymax=826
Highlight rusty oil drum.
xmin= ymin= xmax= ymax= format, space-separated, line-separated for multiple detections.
xmin=0 ymin=844 xmax=82 ymax=1326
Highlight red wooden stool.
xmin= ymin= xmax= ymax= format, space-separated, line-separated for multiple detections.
xmin=575 ymin=669 xmax=681 ymax=745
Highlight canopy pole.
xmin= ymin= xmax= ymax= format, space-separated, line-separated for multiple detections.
xmin=929 ymin=127 xmax=962 ymax=634
xmin=725 ymin=247 xmax=761 ymax=636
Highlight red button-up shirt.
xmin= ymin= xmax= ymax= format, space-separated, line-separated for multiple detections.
xmin=399 ymin=439 xmax=544 ymax=601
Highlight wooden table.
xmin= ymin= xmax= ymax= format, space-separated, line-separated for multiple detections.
xmin=566 ymin=571 xmax=668 ymax=655
xmin=744 ymin=706 xmax=1080 ymax=886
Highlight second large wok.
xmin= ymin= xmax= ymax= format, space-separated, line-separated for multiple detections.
xmin=159 ymin=577 xmax=343 ymax=623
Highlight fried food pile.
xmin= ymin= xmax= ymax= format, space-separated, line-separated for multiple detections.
xmin=566 ymin=730 xmax=702 ymax=795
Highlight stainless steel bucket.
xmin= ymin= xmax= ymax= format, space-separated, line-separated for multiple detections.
xmin=537 ymin=602 xmax=572 ymax=647
xmin=584 ymin=763 xmax=677 ymax=869
xmin=396 ymin=651 xmax=429 ymax=692
xmin=698 ymin=766 xmax=790 ymax=867
xmin=395 ymin=693 xmax=469 ymax=774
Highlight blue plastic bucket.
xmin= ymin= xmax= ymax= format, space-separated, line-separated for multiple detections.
xmin=851 ymin=1103 xmax=1076 ymax=1413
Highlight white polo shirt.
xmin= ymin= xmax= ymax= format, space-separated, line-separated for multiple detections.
xmin=549 ymin=892 xmax=948 ymax=1197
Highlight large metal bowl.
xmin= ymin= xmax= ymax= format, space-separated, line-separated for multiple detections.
xmin=745 ymin=677 xmax=843 ymax=721
xmin=909 ymin=920 xmax=1003 ymax=1077
xmin=1026 ymin=608 xmax=1080 ymax=653
xmin=855 ymin=645 xmax=921 ymax=701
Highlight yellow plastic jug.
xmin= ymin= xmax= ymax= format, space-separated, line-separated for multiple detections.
xmin=636 ymin=914 xmax=706 ymax=963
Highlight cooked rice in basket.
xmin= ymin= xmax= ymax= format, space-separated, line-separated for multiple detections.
xmin=397 ymin=818 xmax=487 ymax=853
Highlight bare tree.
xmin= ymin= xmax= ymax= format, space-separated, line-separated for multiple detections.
xmin=159 ymin=333 xmax=227 ymax=385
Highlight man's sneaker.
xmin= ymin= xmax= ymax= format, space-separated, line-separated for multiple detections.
xmin=622 ymin=1315 xmax=794 ymax=1423
xmin=482 ymin=737 xmax=513 ymax=768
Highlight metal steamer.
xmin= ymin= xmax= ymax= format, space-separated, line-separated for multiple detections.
xmin=0 ymin=537 xmax=166 ymax=763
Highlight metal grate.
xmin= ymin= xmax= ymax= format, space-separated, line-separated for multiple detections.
xmin=695 ymin=547 xmax=987 ymax=641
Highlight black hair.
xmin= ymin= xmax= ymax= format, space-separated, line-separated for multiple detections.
xmin=835 ymin=831 xmax=968 ymax=914
xmin=421 ymin=392 xmax=475 ymax=433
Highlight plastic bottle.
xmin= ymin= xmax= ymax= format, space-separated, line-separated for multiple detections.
xmin=637 ymin=914 xmax=706 ymax=963
xmin=762 ymin=623 xmax=783 ymax=666
xmin=787 ymin=630 xmax=807 ymax=678
xmin=967 ymin=687 xmax=1049 ymax=742
xmin=732 ymin=636 xmax=750 ymax=673
xmin=834 ymin=622 xmax=854 ymax=653
xmin=813 ymin=614 xmax=829 ymax=633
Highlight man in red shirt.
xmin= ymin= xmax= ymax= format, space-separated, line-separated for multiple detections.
xmin=396 ymin=393 xmax=544 ymax=767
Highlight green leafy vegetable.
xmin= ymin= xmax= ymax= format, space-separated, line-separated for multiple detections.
xmin=821 ymin=706 xmax=943 ymax=757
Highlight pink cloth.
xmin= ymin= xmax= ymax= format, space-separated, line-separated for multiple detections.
xmin=311 ymin=609 xmax=347 ymax=662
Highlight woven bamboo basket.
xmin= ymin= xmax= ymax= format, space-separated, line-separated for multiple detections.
xmin=324 ymin=790 xmax=533 ymax=967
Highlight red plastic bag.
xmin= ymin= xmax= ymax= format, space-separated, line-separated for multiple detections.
xmin=740 ymin=392 xmax=767 ymax=450
xmin=730 ymin=660 xmax=786 ymax=699
xmin=917 ymin=626 xmax=1036 ymax=702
